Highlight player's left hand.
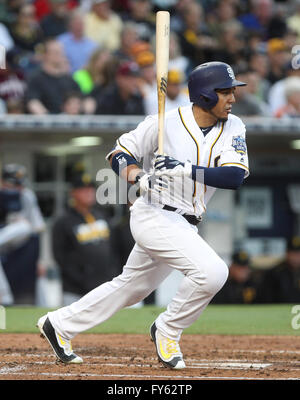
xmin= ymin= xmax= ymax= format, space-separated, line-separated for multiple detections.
xmin=154 ymin=155 xmax=192 ymax=178
xmin=136 ymin=172 xmax=169 ymax=194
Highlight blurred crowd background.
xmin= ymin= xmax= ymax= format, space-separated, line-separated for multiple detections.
xmin=1 ymin=0 xmax=300 ymax=308
xmin=0 ymin=0 xmax=299 ymax=117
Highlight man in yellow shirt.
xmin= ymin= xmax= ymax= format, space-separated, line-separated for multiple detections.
xmin=84 ymin=0 xmax=123 ymax=51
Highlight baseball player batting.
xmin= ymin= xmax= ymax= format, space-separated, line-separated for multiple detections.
xmin=37 ymin=61 xmax=249 ymax=369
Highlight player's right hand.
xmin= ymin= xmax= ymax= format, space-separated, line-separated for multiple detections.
xmin=154 ymin=155 xmax=192 ymax=178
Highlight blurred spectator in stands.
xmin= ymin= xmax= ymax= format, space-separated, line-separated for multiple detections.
xmin=114 ymin=22 xmax=139 ymax=61
xmin=258 ymin=236 xmax=300 ymax=303
xmin=268 ymin=61 xmax=300 ymax=115
xmin=74 ymin=47 xmax=116 ymax=96
xmin=40 ymin=0 xmax=68 ymax=38
xmin=168 ymin=31 xmax=192 ymax=80
xmin=0 ymin=55 xmax=27 ymax=110
xmin=0 ymin=0 xmax=25 ymax=26
xmin=8 ymin=3 xmax=44 ymax=75
xmin=206 ymin=0 xmax=239 ymax=43
xmin=214 ymin=20 xmax=247 ymax=68
xmin=266 ymin=38 xmax=290 ymax=84
xmin=247 ymin=30 xmax=266 ymax=55
xmin=79 ymin=0 xmax=93 ymax=12
xmin=57 ymin=9 xmax=98 ymax=74
xmin=266 ymin=1 xmax=287 ymax=39
xmin=287 ymin=0 xmax=300 ymax=43
xmin=34 ymin=0 xmax=53 ymax=21
xmin=231 ymin=68 xmax=269 ymax=116
xmin=248 ymin=51 xmax=271 ymax=102
xmin=84 ymin=0 xmax=123 ymax=51
xmin=0 ymin=22 xmax=15 ymax=52
xmin=212 ymin=250 xmax=261 ymax=304
xmin=243 ymin=69 xmax=270 ymax=114
xmin=52 ymin=169 xmax=120 ymax=305
xmin=25 ymin=39 xmax=80 ymax=114
xmin=274 ymin=77 xmax=300 ymax=119
xmin=1 ymin=164 xmax=46 ymax=305
xmin=6 ymin=98 xmax=24 ymax=114
xmin=283 ymin=28 xmax=299 ymax=54
xmin=61 ymin=90 xmax=82 ymax=114
xmin=178 ymin=1 xmax=219 ymax=66
xmin=133 ymin=44 xmax=156 ymax=97
xmin=170 ymin=0 xmax=195 ymax=34
xmin=122 ymin=0 xmax=155 ymax=43
xmin=86 ymin=59 xmax=145 ymax=115
xmin=112 ymin=0 xmax=130 ymax=14
xmin=34 ymin=0 xmax=78 ymax=21
xmin=238 ymin=0 xmax=274 ymax=38
xmin=144 ymin=69 xmax=190 ymax=115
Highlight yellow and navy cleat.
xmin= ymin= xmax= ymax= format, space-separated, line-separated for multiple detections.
xmin=150 ymin=322 xmax=186 ymax=369
xmin=37 ymin=315 xmax=83 ymax=364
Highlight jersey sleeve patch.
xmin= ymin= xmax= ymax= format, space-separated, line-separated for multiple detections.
xmin=232 ymin=136 xmax=247 ymax=155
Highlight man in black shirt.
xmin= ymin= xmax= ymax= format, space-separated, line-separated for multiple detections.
xmin=52 ymin=171 xmax=121 ymax=305
xmin=88 ymin=60 xmax=145 ymax=115
xmin=25 ymin=39 xmax=80 ymax=114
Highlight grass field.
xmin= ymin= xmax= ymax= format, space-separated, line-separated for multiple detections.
xmin=1 ymin=304 xmax=299 ymax=336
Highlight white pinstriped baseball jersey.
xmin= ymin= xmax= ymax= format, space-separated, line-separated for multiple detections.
xmin=108 ymin=104 xmax=249 ymax=217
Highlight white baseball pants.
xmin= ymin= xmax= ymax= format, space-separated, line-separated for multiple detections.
xmin=48 ymin=198 xmax=228 ymax=341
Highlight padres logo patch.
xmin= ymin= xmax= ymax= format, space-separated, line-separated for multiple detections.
xmin=232 ymin=136 xmax=246 ymax=155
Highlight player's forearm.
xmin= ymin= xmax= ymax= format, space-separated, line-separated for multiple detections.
xmin=155 ymin=155 xmax=245 ymax=190
xmin=109 ymin=151 xmax=142 ymax=184
xmin=191 ymin=165 xmax=245 ymax=190
xmin=122 ymin=164 xmax=143 ymax=184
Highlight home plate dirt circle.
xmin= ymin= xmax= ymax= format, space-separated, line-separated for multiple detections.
xmin=0 ymin=334 xmax=300 ymax=380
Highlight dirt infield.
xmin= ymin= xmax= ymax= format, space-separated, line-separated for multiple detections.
xmin=0 ymin=333 xmax=299 ymax=380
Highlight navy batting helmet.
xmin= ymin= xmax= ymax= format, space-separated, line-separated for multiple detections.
xmin=188 ymin=61 xmax=247 ymax=109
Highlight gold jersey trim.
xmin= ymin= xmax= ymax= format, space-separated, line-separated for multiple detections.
xmin=116 ymin=139 xmax=137 ymax=160
xmin=204 ymin=122 xmax=224 ymax=193
xmin=178 ymin=107 xmax=199 ymax=198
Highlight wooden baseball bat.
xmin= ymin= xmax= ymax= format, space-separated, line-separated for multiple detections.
xmin=156 ymin=11 xmax=170 ymax=155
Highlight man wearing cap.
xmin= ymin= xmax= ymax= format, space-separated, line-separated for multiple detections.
xmin=258 ymin=236 xmax=300 ymax=303
xmin=87 ymin=59 xmax=145 ymax=115
xmin=266 ymin=38 xmax=290 ymax=85
xmin=144 ymin=69 xmax=190 ymax=115
xmin=131 ymin=43 xmax=156 ymax=97
xmin=212 ymin=250 xmax=260 ymax=304
xmin=51 ymin=171 xmax=120 ymax=305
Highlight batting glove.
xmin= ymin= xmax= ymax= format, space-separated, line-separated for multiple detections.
xmin=135 ymin=172 xmax=169 ymax=194
xmin=154 ymin=155 xmax=192 ymax=178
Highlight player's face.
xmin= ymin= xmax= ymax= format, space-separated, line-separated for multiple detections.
xmin=212 ymin=87 xmax=236 ymax=121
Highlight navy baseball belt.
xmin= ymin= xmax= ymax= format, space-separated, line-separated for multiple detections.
xmin=162 ymin=205 xmax=202 ymax=226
